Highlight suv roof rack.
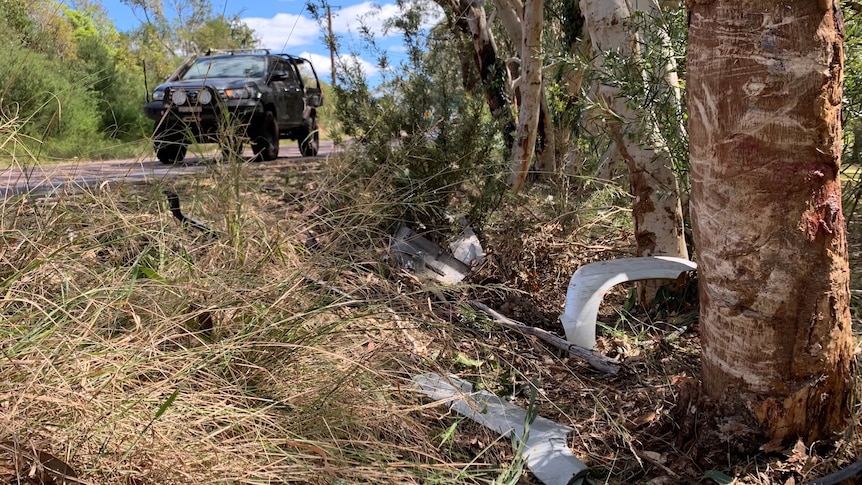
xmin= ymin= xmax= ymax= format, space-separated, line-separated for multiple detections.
xmin=204 ymin=48 xmax=272 ymax=56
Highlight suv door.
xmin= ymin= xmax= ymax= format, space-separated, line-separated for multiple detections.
xmin=266 ymin=56 xmax=290 ymax=123
xmin=276 ymin=59 xmax=305 ymax=128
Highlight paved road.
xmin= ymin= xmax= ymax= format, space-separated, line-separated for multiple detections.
xmin=0 ymin=140 xmax=338 ymax=198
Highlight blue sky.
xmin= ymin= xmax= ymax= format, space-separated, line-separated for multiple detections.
xmin=98 ymin=0 xmax=443 ymax=85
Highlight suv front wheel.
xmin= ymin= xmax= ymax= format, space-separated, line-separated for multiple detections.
xmin=298 ymin=118 xmax=319 ymax=157
xmin=154 ymin=129 xmax=188 ymax=164
xmin=251 ymin=111 xmax=280 ymax=162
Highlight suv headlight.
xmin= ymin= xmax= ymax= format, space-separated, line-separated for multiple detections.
xmin=198 ymin=89 xmax=212 ymax=105
xmin=152 ymin=90 xmax=165 ymax=101
xmin=223 ymin=86 xmax=258 ymax=99
xmin=171 ymin=90 xmax=188 ymax=105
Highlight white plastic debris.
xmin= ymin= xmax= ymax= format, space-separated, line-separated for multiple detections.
xmin=413 ymin=373 xmax=588 ymax=485
xmin=449 ymin=218 xmax=484 ymax=266
xmin=559 ymin=256 xmax=697 ymax=349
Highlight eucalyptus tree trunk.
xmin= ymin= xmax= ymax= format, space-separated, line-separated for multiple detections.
xmin=461 ymin=0 xmax=508 ymax=115
xmin=580 ymin=0 xmax=688 ymax=264
xmin=509 ymin=0 xmax=545 ymax=191
xmin=494 ymin=0 xmax=556 ymax=190
xmin=495 ymin=0 xmax=523 ymax=43
xmin=562 ymin=29 xmax=591 ymax=176
xmin=441 ymin=0 xmax=515 ymax=143
xmin=536 ymin=88 xmax=556 ymax=174
xmin=688 ymin=0 xmax=853 ymax=443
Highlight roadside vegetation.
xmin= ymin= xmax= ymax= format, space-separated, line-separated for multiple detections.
xmin=3 ymin=0 xmax=862 ymax=484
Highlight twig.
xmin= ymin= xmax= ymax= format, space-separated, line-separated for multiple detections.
xmin=470 ymin=301 xmax=621 ymax=375
xmin=302 ymin=275 xmax=363 ymax=307
xmin=163 ymin=190 xmax=219 ymax=238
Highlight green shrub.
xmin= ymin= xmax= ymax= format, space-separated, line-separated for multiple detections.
xmin=0 ymin=42 xmax=106 ymax=158
xmin=326 ymin=4 xmax=508 ymax=235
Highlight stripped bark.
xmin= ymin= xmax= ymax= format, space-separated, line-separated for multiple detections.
xmin=688 ymin=0 xmax=853 ymax=443
xmin=509 ymin=0 xmax=544 ymax=191
xmin=580 ymin=0 xmax=688 ymax=273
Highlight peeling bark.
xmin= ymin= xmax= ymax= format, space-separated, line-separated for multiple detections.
xmin=509 ymin=0 xmax=544 ymax=191
xmin=688 ymin=0 xmax=853 ymax=443
xmin=441 ymin=0 xmax=515 ymax=142
xmin=580 ymin=0 xmax=689 ymax=264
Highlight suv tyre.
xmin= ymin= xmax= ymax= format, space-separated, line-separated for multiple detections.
xmin=298 ymin=118 xmax=319 ymax=157
xmin=251 ymin=111 xmax=280 ymax=162
xmin=154 ymin=129 xmax=187 ymax=164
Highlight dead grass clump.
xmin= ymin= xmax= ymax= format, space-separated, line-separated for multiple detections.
xmin=0 ymin=152 xmax=531 ymax=484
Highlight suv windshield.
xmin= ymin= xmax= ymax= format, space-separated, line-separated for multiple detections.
xmin=182 ymin=56 xmax=266 ymax=80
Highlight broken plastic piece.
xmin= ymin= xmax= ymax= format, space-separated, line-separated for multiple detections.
xmin=559 ymin=256 xmax=697 ymax=349
xmin=449 ymin=216 xmax=484 ymax=266
xmin=390 ymin=225 xmax=471 ymax=284
xmin=413 ymin=373 xmax=589 ymax=485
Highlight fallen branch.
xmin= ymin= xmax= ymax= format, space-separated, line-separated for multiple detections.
xmin=805 ymin=461 xmax=862 ymax=485
xmin=470 ymin=301 xmax=621 ymax=375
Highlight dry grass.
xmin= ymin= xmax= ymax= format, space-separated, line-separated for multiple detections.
xmin=0 ymin=154 xmax=502 ymax=484
xmin=0 ymin=144 xmax=860 ymax=485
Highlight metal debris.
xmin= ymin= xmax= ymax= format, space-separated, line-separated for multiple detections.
xmin=449 ymin=216 xmax=484 ymax=266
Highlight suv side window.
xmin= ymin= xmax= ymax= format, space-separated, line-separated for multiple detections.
xmin=275 ymin=59 xmax=298 ymax=86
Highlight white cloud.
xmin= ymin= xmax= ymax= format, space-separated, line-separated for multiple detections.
xmin=331 ymin=1 xmax=444 ymax=35
xmin=239 ymin=1 xmax=443 ymax=85
xmin=330 ymin=2 xmax=401 ymax=34
xmin=242 ymin=13 xmax=321 ymax=51
xmin=298 ymin=51 xmax=380 ymax=82
xmin=241 ymin=1 xmax=445 ymax=52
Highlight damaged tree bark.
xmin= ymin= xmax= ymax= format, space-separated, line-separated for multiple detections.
xmin=508 ymin=0 xmax=545 ymax=191
xmin=688 ymin=0 xmax=853 ymax=443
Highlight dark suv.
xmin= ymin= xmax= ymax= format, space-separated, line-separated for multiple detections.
xmin=144 ymin=49 xmax=323 ymax=164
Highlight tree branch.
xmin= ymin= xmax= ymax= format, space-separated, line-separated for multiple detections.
xmin=470 ymin=301 xmax=621 ymax=375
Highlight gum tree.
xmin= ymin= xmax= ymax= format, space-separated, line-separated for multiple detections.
xmin=688 ymin=0 xmax=853 ymax=442
xmin=508 ymin=0 xmax=547 ymax=190
xmin=580 ymin=0 xmax=689 ymax=302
